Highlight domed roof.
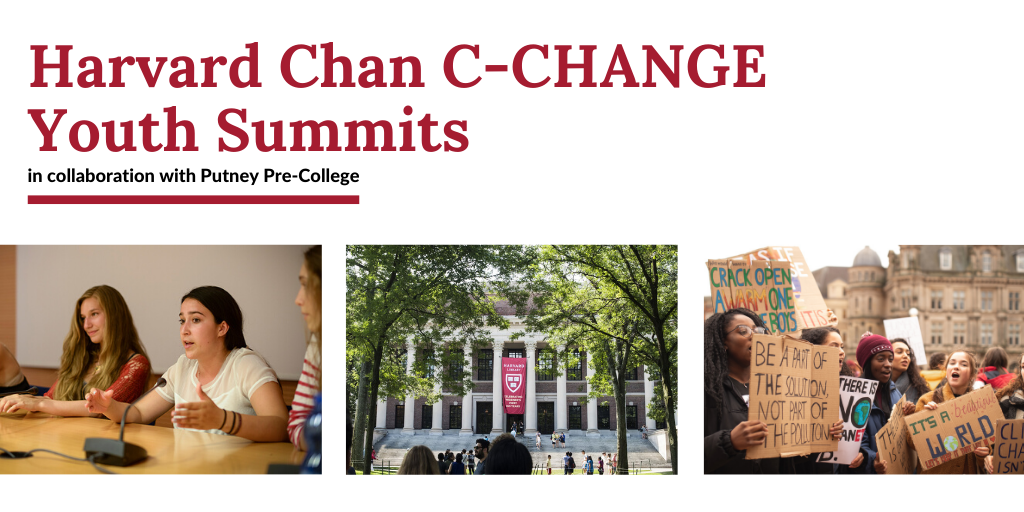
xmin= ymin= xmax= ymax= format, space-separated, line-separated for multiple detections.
xmin=853 ymin=246 xmax=882 ymax=267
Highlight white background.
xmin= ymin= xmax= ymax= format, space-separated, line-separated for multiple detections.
xmin=3 ymin=0 xmax=1019 ymax=506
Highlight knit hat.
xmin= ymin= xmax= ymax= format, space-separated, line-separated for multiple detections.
xmin=856 ymin=334 xmax=893 ymax=370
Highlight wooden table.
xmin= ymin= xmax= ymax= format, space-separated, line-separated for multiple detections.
xmin=0 ymin=411 xmax=302 ymax=474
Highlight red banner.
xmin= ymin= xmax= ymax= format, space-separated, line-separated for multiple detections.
xmin=502 ymin=357 xmax=526 ymax=414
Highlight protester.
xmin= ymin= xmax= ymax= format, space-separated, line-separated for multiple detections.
xmin=985 ymin=353 xmax=1024 ymax=473
xmin=0 ymin=285 xmax=151 ymax=415
xmin=485 ymin=437 xmax=533 ymax=475
xmin=848 ymin=334 xmax=911 ymax=474
xmin=975 ymin=347 xmax=1015 ymax=390
xmin=704 ymin=308 xmax=788 ymax=474
xmin=792 ymin=327 xmax=848 ymax=474
xmin=922 ymin=352 xmax=947 ymax=389
xmin=473 ymin=438 xmax=490 ymax=474
xmin=890 ymin=338 xmax=931 ymax=405
xmin=911 ymin=351 xmax=989 ymax=474
xmin=447 ymin=453 xmax=466 ymax=475
xmin=398 ymin=445 xmax=441 ymax=475
xmin=288 ymin=246 xmax=322 ymax=450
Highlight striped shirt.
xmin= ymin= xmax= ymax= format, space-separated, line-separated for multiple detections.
xmin=287 ymin=340 xmax=321 ymax=449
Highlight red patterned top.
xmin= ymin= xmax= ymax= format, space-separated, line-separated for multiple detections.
xmin=287 ymin=342 xmax=321 ymax=449
xmin=44 ymin=354 xmax=151 ymax=403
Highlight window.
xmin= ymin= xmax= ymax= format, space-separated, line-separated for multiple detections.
xmin=1018 ymin=252 xmax=1024 ymax=273
xmin=953 ymin=291 xmax=966 ymax=310
xmin=900 ymin=289 xmax=910 ymax=309
xmin=421 ymin=404 xmax=432 ymax=429
xmin=953 ymin=323 xmax=966 ymax=345
xmin=1010 ymin=292 xmax=1020 ymax=311
xmin=931 ymin=290 xmax=943 ymax=309
xmin=868 ymin=297 xmax=873 ymax=312
xmin=1010 ymin=324 xmax=1021 ymax=346
xmin=568 ymin=405 xmax=582 ymax=430
xmin=870 ymin=271 xmax=876 ymax=281
xmin=449 ymin=404 xmax=462 ymax=430
xmin=981 ymin=291 xmax=994 ymax=311
xmin=448 ymin=358 xmax=463 ymax=380
xmin=855 ymin=297 xmax=860 ymax=310
xmin=930 ymin=323 xmax=943 ymax=345
xmin=395 ymin=404 xmax=405 ymax=429
xmin=981 ymin=323 xmax=994 ymax=346
xmin=940 ymin=248 xmax=952 ymax=271
xmin=478 ymin=349 xmax=493 ymax=381
xmin=507 ymin=348 xmax=525 ymax=358
xmin=625 ymin=367 xmax=638 ymax=380
xmin=982 ymin=251 xmax=992 ymax=272
xmin=567 ymin=350 xmax=583 ymax=381
xmin=420 ymin=349 xmax=435 ymax=378
xmin=902 ymin=252 xmax=909 ymax=269
xmin=537 ymin=349 xmax=556 ymax=381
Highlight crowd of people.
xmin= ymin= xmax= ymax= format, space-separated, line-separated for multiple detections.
xmin=704 ymin=307 xmax=1024 ymax=475
xmin=0 ymin=247 xmax=322 ymax=450
xmin=391 ymin=436 xmax=625 ymax=475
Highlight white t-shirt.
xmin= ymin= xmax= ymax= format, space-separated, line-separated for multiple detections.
xmin=157 ymin=347 xmax=279 ymax=435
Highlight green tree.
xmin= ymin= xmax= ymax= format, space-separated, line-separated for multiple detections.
xmin=515 ymin=245 xmax=678 ymax=474
xmin=346 ymin=245 xmax=534 ymax=474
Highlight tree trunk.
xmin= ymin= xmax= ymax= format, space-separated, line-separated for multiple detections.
xmin=360 ymin=336 xmax=386 ymax=474
xmin=614 ymin=369 xmax=629 ymax=475
xmin=659 ymin=349 xmax=677 ymax=474
xmin=350 ymin=359 xmax=371 ymax=467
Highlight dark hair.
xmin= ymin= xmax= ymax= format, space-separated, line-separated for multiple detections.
xmin=475 ymin=439 xmax=490 ymax=450
xmin=889 ymin=338 xmax=931 ymax=399
xmin=929 ymin=352 xmax=947 ymax=370
xmin=800 ymin=326 xmax=854 ymax=377
xmin=456 ymin=453 xmax=463 ymax=463
xmin=861 ymin=351 xmax=893 ymax=418
xmin=438 ymin=452 xmax=445 ymax=461
xmin=486 ymin=438 xmax=533 ymax=475
xmin=181 ymin=286 xmax=246 ymax=350
xmin=982 ymin=347 xmax=1009 ymax=370
xmin=997 ymin=354 xmax=1024 ymax=401
xmin=704 ymin=308 xmax=768 ymax=414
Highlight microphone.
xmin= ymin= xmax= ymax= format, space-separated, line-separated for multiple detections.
xmin=83 ymin=378 xmax=167 ymax=466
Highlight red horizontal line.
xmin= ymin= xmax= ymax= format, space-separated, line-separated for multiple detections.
xmin=28 ymin=195 xmax=359 ymax=205
xmin=485 ymin=64 xmax=508 ymax=72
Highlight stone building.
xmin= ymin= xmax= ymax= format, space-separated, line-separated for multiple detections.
xmin=373 ymin=303 xmax=664 ymax=437
xmin=815 ymin=245 xmax=1024 ymax=368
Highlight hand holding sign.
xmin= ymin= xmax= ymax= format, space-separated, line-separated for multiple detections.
xmin=730 ymin=420 xmax=768 ymax=451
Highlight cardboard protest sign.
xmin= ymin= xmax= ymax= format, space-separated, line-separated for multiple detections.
xmin=707 ymin=259 xmax=799 ymax=334
xmin=904 ymin=385 xmax=1002 ymax=470
xmin=728 ymin=246 xmax=831 ymax=331
xmin=816 ymin=376 xmax=877 ymax=465
xmin=874 ymin=395 xmax=916 ymax=474
xmin=992 ymin=419 xmax=1024 ymax=474
xmin=747 ymin=334 xmax=841 ymax=459
xmin=883 ymin=317 xmax=928 ymax=367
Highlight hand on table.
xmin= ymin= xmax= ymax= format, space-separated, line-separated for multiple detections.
xmin=0 ymin=394 xmax=43 ymax=413
xmin=84 ymin=388 xmax=113 ymax=415
xmin=173 ymin=384 xmax=225 ymax=431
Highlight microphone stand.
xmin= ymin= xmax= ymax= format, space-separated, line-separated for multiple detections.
xmin=83 ymin=378 xmax=167 ymax=466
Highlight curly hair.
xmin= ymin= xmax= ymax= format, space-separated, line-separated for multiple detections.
xmin=997 ymin=354 xmax=1024 ymax=401
xmin=932 ymin=351 xmax=980 ymax=405
xmin=800 ymin=326 xmax=853 ymax=377
xmin=890 ymin=338 xmax=931 ymax=400
xmin=704 ymin=308 xmax=767 ymax=414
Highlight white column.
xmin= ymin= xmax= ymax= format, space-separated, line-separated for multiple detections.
xmin=586 ymin=353 xmax=599 ymax=437
xmin=402 ymin=340 xmax=416 ymax=435
xmin=430 ymin=382 xmax=444 ymax=436
xmin=461 ymin=344 xmax=474 ymax=436
xmin=643 ymin=367 xmax=657 ymax=430
xmin=491 ymin=339 xmax=504 ymax=434
xmin=524 ymin=338 xmax=538 ymax=435
xmin=375 ymin=398 xmax=387 ymax=431
xmin=556 ymin=346 xmax=567 ymax=432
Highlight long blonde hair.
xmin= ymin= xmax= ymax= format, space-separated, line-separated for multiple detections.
xmin=398 ymin=445 xmax=441 ymax=475
xmin=53 ymin=286 xmax=148 ymax=401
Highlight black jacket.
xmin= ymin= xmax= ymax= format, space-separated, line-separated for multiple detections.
xmin=1001 ymin=390 xmax=1024 ymax=420
xmin=704 ymin=376 xmax=791 ymax=474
